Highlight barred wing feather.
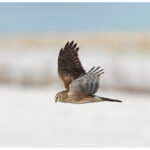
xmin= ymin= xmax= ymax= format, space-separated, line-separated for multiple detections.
xmin=69 ymin=67 xmax=104 ymax=95
xmin=58 ymin=41 xmax=85 ymax=90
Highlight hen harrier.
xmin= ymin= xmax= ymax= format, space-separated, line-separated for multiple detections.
xmin=55 ymin=41 xmax=122 ymax=104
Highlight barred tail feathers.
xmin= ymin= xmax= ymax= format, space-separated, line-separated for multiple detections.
xmin=94 ymin=95 xmax=122 ymax=103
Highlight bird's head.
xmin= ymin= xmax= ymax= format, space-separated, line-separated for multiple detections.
xmin=55 ymin=90 xmax=68 ymax=103
xmin=55 ymin=93 xmax=61 ymax=103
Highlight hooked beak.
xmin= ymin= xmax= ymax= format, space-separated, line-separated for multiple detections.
xmin=55 ymin=99 xmax=57 ymax=103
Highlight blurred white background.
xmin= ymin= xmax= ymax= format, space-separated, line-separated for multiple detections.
xmin=0 ymin=2 xmax=150 ymax=147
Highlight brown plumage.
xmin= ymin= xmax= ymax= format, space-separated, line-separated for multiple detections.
xmin=58 ymin=41 xmax=85 ymax=89
xmin=55 ymin=41 xmax=122 ymax=104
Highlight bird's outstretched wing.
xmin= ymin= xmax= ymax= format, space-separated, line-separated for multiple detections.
xmin=58 ymin=41 xmax=85 ymax=90
xmin=69 ymin=66 xmax=104 ymax=95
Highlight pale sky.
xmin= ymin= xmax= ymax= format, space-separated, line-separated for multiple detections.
xmin=0 ymin=3 xmax=150 ymax=34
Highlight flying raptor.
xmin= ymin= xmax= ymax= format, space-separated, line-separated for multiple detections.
xmin=55 ymin=41 xmax=122 ymax=104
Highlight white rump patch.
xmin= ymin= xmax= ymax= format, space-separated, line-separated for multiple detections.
xmin=94 ymin=95 xmax=100 ymax=100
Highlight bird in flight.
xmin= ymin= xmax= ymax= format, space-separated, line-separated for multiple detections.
xmin=55 ymin=41 xmax=122 ymax=104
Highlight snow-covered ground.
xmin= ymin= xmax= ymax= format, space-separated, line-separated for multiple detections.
xmin=0 ymin=47 xmax=150 ymax=147
xmin=0 ymin=85 xmax=150 ymax=147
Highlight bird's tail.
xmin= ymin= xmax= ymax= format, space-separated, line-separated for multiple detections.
xmin=100 ymin=96 xmax=122 ymax=102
